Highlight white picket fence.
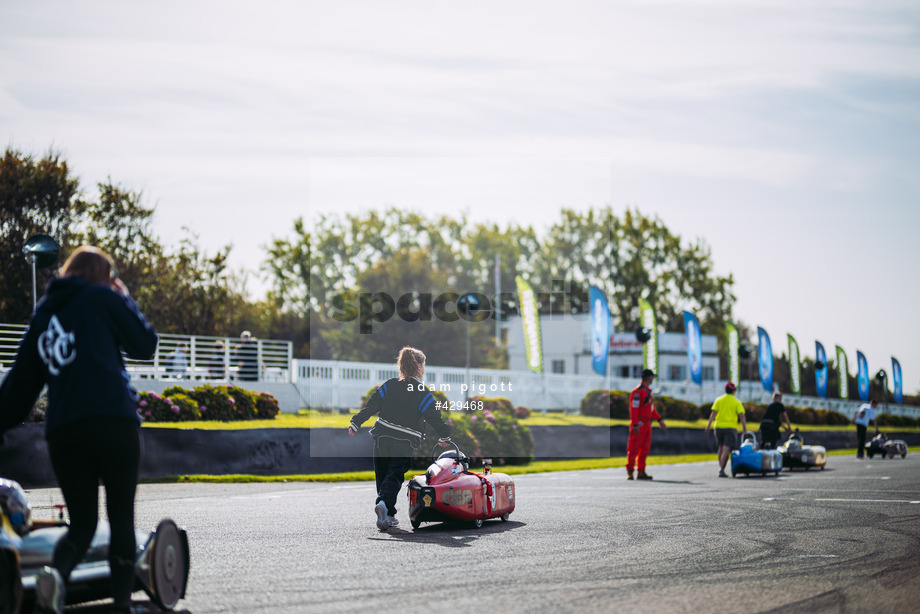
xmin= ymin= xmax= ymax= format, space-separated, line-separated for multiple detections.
xmin=0 ymin=324 xmax=292 ymax=384
xmin=291 ymin=358 xmax=920 ymax=418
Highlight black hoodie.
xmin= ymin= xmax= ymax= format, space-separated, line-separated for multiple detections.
xmin=0 ymin=276 xmax=158 ymax=437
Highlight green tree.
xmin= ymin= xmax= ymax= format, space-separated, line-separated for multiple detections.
xmin=0 ymin=148 xmax=79 ymax=321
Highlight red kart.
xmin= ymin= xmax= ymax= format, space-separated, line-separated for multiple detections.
xmin=407 ymin=443 xmax=515 ymax=529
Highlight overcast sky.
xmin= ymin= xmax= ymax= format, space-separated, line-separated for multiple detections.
xmin=2 ymin=1 xmax=918 ymax=393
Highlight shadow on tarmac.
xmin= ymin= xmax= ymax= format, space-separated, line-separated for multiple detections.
xmin=367 ymin=520 xmax=525 ymax=548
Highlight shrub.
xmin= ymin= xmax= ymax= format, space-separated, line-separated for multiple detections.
xmin=579 ymin=389 xmax=629 ymax=419
xmin=137 ymin=391 xmax=200 ymax=422
xmin=255 ymin=393 xmax=281 ymax=419
xmin=139 ymin=384 xmax=279 ymax=423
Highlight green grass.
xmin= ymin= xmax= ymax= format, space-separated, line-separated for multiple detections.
xmin=141 ymin=410 xmax=920 ymax=433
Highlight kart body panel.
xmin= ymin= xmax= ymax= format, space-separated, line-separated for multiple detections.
xmin=407 ymin=454 xmax=515 ymax=528
xmin=778 ymin=432 xmax=827 ymax=470
xmin=731 ymin=435 xmax=782 ymax=477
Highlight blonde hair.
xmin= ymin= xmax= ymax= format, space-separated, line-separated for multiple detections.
xmin=60 ymin=245 xmax=115 ymax=285
xmin=397 ymin=347 xmax=425 ymax=380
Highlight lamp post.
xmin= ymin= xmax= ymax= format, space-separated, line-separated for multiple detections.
xmin=457 ymin=293 xmax=479 ymax=403
xmin=875 ymin=369 xmax=888 ymax=415
xmin=22 ymin=234 xmax=60 ymax=309
xmin=739 ymin=344 xmax=753 ymax=402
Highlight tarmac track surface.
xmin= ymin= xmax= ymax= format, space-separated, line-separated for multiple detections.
xmin=24 ymin=455 xmax=920 ymax=614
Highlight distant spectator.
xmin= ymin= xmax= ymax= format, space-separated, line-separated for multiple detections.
xmin=234 ymin=331 xmax=258 ymax=381
xmin=760 ymin=391 xmax=792 ymax=449
xmin=167 ymin=344 xmax=188 ymax=379
xmin=209 ymin=339 xmax=227 ymax=380
xmin=853 ymin=398 xmax=879 ymax=458
xmin=705 ymin=382 xmax=748 ymax=478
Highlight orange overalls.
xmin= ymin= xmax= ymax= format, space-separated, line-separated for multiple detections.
xmin=626 ymin=384 xmax=661 ymax=472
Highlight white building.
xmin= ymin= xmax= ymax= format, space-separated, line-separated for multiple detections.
xmin=505 ymin=313 xmax=720 ymax=382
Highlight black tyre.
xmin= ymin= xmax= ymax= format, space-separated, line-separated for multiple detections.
xmin=148 ymin=519 xmax=189 ymax=610
xmin=472 ymin=518 xmax=484 ymax=529
xmin=500 ymin=513 xmax=510 ymax=522
xmin=411 ymin=519 xmax=421 ymax=530
xmin=902 ymin=453 xmax=907 ymax=459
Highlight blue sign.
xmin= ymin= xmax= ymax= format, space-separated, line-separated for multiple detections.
xmin=683 ymin=311 xmax=702 ymax=386
xmin=856 ymin=351 xmax=869 ymax=402
xmin=816 ymin=342 xmax=828 ymax=399
xmin=757 ymin=327 xmax=773 ymax=393
xmin=589 ymin=286 xmax=609 ymax=377
xmin=892 ymin=357 xmax=903 ymax=404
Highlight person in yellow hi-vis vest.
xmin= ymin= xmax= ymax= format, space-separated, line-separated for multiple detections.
xmin=705 ymin=382 xmax=748 ymax=478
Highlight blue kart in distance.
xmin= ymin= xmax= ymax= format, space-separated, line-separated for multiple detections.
xmin=730 ymin=432 xmax=783 ymax=477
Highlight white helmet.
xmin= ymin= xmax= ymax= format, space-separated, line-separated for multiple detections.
xmin=0 ymin=478 xmax=31 ymax=536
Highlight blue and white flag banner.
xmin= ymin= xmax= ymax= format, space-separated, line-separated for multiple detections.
xmin=787 ymin=334 xmax=801 ymax=395
xmin=892 ymin=357 xmax=903 ymax=404
xmin=856 ymin=351 xmax=869 ymax=402
xmin=589 ymin=286 xmax=609 ymax=377
xmin=683 ymin=311 xmax=703 ymax=386
xmin=835 ymin=345 xmax=849 ymax=399
xmin=816 ymin=341 xmax=828 ymax=399
xmin=757 ymin=327 xmax=773 ymax=393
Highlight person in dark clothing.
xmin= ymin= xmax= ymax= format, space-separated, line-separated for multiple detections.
xmin=233 ymin=331 xmax=258 ymax=381
xmin=0 ymin=246 xmax=158 ymax=614
xmin=759 ymin=391 xmax=793 ymax=449
xmin=348 ymin=347 xmax=451 ymax=530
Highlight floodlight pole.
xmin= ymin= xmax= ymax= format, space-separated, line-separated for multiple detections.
xmin=29 ymin=253 xmax=37 ymax=309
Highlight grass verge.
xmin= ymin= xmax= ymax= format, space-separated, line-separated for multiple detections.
xmin=141 ymin=410 xmax=920 ymax=432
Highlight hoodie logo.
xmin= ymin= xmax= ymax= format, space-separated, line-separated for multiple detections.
xmin=38 ymin=315 xmax=76 ymax=376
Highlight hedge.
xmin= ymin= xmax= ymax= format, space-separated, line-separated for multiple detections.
xmin=137 ymin=385 xmax=280 ymax=423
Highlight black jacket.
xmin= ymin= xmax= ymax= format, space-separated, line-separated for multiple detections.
xmin=351 ymin=377 xmax=450 ymax=445
xmin=0 ymin=276 xmax=158 ymax=437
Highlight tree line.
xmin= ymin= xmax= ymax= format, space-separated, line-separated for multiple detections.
xmin=1 ymin=147 xmax=909 ymax=403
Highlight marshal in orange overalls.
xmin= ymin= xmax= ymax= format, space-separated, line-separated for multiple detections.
xmin=626 ymin=383 xmax=661 ymax=475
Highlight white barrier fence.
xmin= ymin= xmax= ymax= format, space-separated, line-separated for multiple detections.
xmin=3 ymin=322 xmax=917 ymax=419
xmin=292 ymin=358 xmax=920 ymax=418
xmin=0 ymin=324 xmax=292 ymax=384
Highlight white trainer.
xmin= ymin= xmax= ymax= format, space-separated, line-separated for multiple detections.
xmin=387 ymin=515 xmax=399 ymax=527
xmin=375 ymin=500 xmax=390 ymax=530
xmin=35 ymin=566 xmax=65 ymax=614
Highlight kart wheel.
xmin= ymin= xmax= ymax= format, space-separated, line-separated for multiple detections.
xmin=500 ymin=513 xmax=510 ymax=522
xmin=867 ymin=451 xmax=874 ymax=459
xmin=804 ymin=466 xmax=810 ymax=471
xmin=881 ymin=452 xmax=887 ymax=459
xmin=0 ymin=550 xmax=22 ymax=614
xmin=902 ymin=453 xmax=907 ymax=459
xmin=411 ymin=519 xmax=421 ymax=530
xmin=148 ymin=519 xmax=189 ymax=610
xmin=472 ymin=519 xmax=484 ymax=529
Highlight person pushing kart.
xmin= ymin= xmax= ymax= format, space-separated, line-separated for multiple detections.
xmin=626 ymin=369 xmax=667 ymax=480
xmin=348 ymin=347 xmax=451 ymax=530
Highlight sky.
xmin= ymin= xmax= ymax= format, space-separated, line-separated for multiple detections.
xmin=2 ymin=0 xmax=918 ymax=393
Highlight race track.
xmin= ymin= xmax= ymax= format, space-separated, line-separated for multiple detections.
xmin=24 ymin=454 xmax=920 ymax=614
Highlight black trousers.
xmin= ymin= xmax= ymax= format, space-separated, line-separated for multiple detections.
xmin=760 ymin=422 xmax=779 ymax=449
xmin=856 ymin=424 xmax=867 ymax=457
xmin=373 ymin=437 xmax=413 ymax=516
xmin=47 ymin=418 xmax=140 ymax=610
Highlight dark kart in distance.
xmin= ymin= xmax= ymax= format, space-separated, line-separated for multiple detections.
xmin=407 ymin=442 xmax=515 ymax=529
xmin=866 ymin=433 xmax=908 ymax=459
